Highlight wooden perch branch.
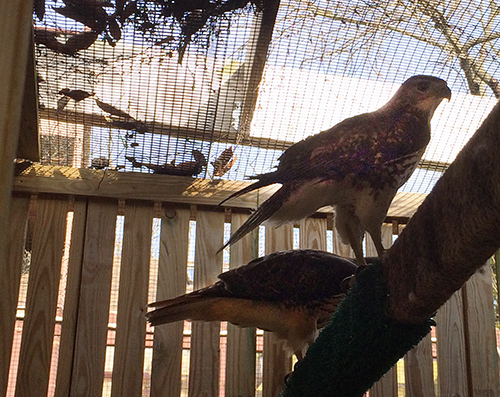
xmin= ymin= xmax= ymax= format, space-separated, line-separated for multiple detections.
xmin=384 ymin=98 xmax=500 ymax=323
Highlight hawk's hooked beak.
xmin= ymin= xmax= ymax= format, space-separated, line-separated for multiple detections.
xmin=443 ymin=85 xmax=452 ymax=101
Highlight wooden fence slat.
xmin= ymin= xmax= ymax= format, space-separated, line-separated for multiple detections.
xmin=367 ymin=225 xmax=400 ymax=397
xmin=263 ymin=225 xmax=293 ymax=397
xmin=69 ymin=198 xmax=118 ymax=396
xmin=111 ymin=202 xmax=153 ymax=397
xmin=54 ymin=198 xmax=87 ymax=397
xmin=188 ymin=210 xmax=224 ymax=397
xmin=15 ymin=196 xmax=69 ymax=397
xmin=464 ymin=264 xmax=500 ymax=396
xmin=370 ymin=370 xmax=398 ymax=396
xmin=226 ymin=213 xmax=257 ymax=397
xmin=436 ymin=288 xmax=469 ymax=396
xmin=0 ymin=195 xmax=30 ymax=396
xmin=404 ymin=334 xmax=435 ymax=397
xmin=150 ymin=206 xmax=190 ymax=397
xmin=299 ymin=218 xmax=327 ymax=250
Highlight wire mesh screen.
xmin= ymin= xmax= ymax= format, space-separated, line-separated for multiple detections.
xmin=34 ymin=0 xmax=500 ymax=194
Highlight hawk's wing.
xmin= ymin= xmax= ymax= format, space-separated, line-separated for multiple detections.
xmin=217 ymin=249 xmax=357 ymax=304
xmin=275 ymin=109 xmax=430 ymax=187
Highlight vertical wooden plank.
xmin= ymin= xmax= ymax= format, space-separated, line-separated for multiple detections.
xmin=464 ymin=263 xmax=500 ymax=396
xmin=0 ymin=194 xmax=30 ymax=396
xmin=226 ymin=213 xmax=257 ymax=397
xmin=15 ymin=196 xmax=69 ymax=397
xmin=111 ymin=201 xmax=153 ymax=397
xmin=299 ymin=218 xmax=327 ymax=250
xmin=69 ymin=198 xmax=118 ymax=397
xmin=404 ymin=334 xmax=435 ymax=397
xmin=263 ymin=225 xmax=293 ymax=397
xmin=436 ymin=289 xmax=469 ymax=396
xmin=0 ymin=0 xmax=34 ymax=307
xmin=189 ymin=210 xmax=224 ymax=397
xmin=150 ymin=206 xmax=190 ymax=397
xmin=370 ymin=371 xmax=398 ymax=397
xmin=367 ymin=225 xmax=399 ymax=397
xmin=54 ymin=198 xmax=87 ymax=397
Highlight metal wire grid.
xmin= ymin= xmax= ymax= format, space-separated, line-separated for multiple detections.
xmin=34 ymin=0 xmax=500 ymax=194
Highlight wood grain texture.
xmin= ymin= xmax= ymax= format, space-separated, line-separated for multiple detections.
xmin=404 ymin=334 xmax=435 ymax=397
xmin=150 ymin=206 xmax=190 ymax=397
xmin=0 ymin=1 xmax=35 ymax=368
xmin=188 ymin=210 xmax=224 ymax=397
xmin=436 ymin=289 xmax=469 ymax=397
xmin=13 ymin=164 xmax=421 ymax=219
xmin=69 ymin=198 xmax=118 ymax=397
xmin=368 ymin=225 xmax=399 ymax=397
xmin=0 ymin=195 xmax=30 ymax=396
xmin=111 ymin=202 xmax=153 ymax=397
xmin=225 ymin=213 xmax=257 ymax=397
xmin=299 ymin=217 xmax=327 ymax=250
xmin=370 ymin=370 xmax=398 ymax=397
xmin=463 ymin=264 xmax=500 ymax=396
xmin=54 ymin=198 xmax=87 ymax=397
xmin=263 ymin=225 xmax=293 ymax=397
xmin=15 ymin=196 xmax=69 ymax=397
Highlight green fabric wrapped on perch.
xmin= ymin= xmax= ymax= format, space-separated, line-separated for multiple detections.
xmin=280 ymin=261 xmax=434 ymax=397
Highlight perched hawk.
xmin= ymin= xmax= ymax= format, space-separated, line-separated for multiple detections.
xmin=219 ymin=75 xmax=451 ymax=264
xmin=147 ymin=249 xmax=357 ymax=359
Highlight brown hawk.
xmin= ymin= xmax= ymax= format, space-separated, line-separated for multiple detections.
xmin=219 ymin=75 xmax=451 ymax=264
xmin=147 ymin=249 xmax=357 ymax=359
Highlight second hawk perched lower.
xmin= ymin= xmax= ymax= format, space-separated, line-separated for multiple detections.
xmin=147 ymin=249 xmax=357 ymax=359
xmin=219 ymin=75 xmax=451 ymax=264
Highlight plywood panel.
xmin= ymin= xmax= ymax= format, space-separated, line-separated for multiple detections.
xmin=188 ymin=210 xmax=224 ymax=397
xmin=0 ymin=195 xmax=30 ymax=396
xmin=111 ymin=202 xmax=153 ymax=397
xmin=150 ymin=206 xmax=190 ymax=397
xmin=54 ymin=198 xmax=87 ymax=397
xmin=263 ymin=225 xmax=293 ymax=397
xmin=69 ymin=198 xmax=118 ymax=397
xmin=299 ymin=217 xmax=327 ymax=250
xmin=436 ymin=289 xmax=469 ymax=397
xmin=15 ymin=196 xmax=69 ymax=397
xmin=464 ymin=264 xmax=500 ymax=396
xmin=225 ymin=213 xmax=257 ymax=397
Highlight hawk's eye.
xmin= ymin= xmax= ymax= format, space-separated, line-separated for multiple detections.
xmin=417 ymin=82 xmax=430 ymax=91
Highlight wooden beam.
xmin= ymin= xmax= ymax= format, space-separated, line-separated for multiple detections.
xmin=39 ymin=107 xmax=293 ymax=152
xmin=17 ymin=28 xmax=40 ymax=162
xmin=237 ymin=0 xmax=281 ymax=140
xmin=12 ymin=164 xmax=422 ymax=219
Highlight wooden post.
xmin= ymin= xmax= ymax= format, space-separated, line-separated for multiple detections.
xmin=0 ymin=0 xmax=34 ymax=295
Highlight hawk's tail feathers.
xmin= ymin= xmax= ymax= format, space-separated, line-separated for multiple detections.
xmin=217 ymin=187 xmax=291 ymax=253
xmin=146 ymin=296 xmax=223 ymax=326
xmin=218 ymin=173 xmax=277 ymax=206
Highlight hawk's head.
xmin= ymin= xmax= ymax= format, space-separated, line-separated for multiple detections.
xmin=388 ymin=75 xmax=452 ymax=120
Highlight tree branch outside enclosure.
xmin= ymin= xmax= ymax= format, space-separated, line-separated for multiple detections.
xmin=276 ymin=0 xmax=500 ymax=97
